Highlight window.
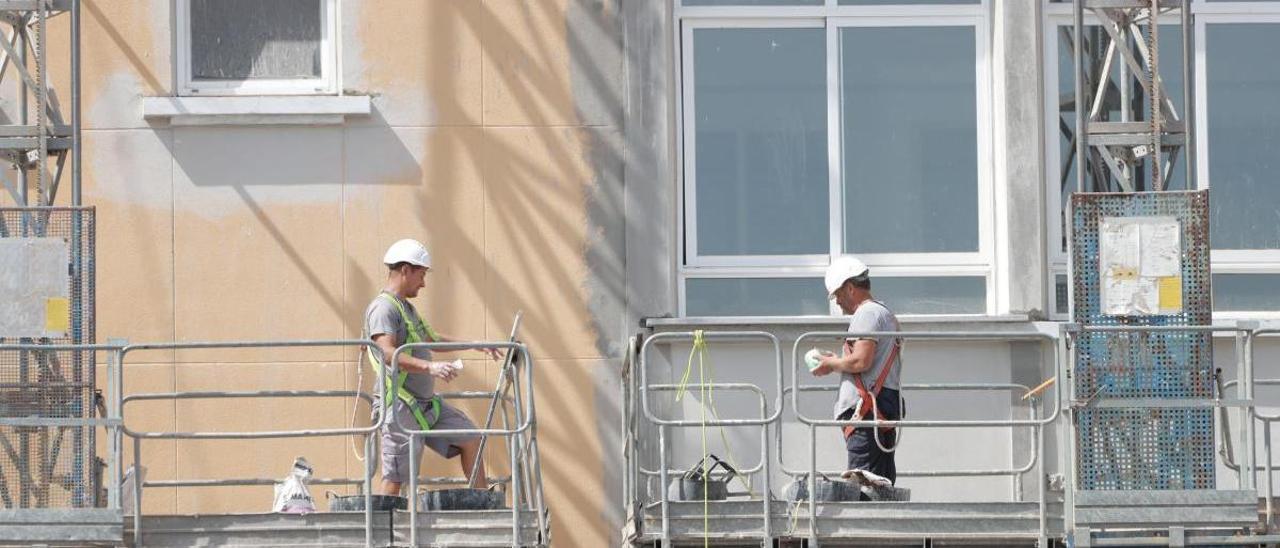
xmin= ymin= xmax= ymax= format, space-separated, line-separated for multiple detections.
xmin=1043 ymin=1 xmax=1280 ymax=318
xmin=176 ymin=0 xmax=337 ymax=96
xmin=677 ymin=1 xmax=992 ymax=317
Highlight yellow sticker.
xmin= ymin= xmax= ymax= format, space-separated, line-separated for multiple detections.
xmin=45 ymin=297 xmax=69 ymax=333
xmin=1158 ymin=276 xmax=1182 ymax=313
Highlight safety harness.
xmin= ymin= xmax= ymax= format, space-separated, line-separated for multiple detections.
xmin=841 ymin=305 xmax=903 ymax=441
xmin=366 ymin=292 xmax=441 ymax=432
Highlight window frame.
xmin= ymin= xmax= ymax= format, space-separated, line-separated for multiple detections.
xmin=676 ymin=1 xmax=996 ymax=317
xmin=1042 ymin=2 xmax=1280 ymax=319
xmin=175 ymin=0 xmax=339 ymax=96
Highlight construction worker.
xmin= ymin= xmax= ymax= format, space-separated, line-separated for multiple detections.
xmin=365 ymin=238 xmax=501 ymax=496
xmin=812 ymin=256 xmax=904 ymax=490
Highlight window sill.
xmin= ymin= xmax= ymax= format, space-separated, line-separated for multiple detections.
xmin=141 ymin=95 xmax=370 ymax=126
xmin=644 ymin=314 xmax=1046 ymax=333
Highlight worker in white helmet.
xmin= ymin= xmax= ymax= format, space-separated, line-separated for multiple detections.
xmin=364 ymin=239 xmax=501 ymax=496
xmin=812 ymin=256 xmax=904 ymax=491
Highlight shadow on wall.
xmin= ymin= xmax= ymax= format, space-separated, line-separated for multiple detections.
xmin=346 ymin=2 xmax=627 ymax=545
xmin=74 ymin=0 xmax=629 ymax=544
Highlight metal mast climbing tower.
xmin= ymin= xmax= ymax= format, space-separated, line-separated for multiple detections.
xmin=1067 ymin=0 xmax=1193 ymax=194
xmin=0 ymin=0 xmax=106 ymax=544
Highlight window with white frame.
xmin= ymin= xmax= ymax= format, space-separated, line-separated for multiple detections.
xmin=176 ymin=0 xmax=337 ymax=96
xmin=1044 ymin=0 xmax=1280 ymax=318
xmin=677 ymin=1 xmax=992 ymax=317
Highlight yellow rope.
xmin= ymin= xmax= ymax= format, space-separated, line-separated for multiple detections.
xmin=674 ymin=330 xmax=756 ymax=547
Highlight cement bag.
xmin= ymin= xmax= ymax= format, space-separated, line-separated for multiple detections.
xmin=273 ymin=457 xmax=316 ymax=514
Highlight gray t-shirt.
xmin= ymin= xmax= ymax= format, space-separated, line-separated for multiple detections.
xmin=834 ymin=300 xmax=902 ymax=418
xmin=364 ymin=292 xmax=435 ymax=401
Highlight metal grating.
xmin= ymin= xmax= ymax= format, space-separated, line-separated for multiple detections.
xmin=0 ymin=207 xmax=96 ymax=508
xmin=1070 ymin=191 xmax=1213 ymax=490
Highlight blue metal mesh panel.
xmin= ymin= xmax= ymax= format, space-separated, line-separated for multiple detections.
xmin=1070 ymin=191 xmax=1214 ymax=490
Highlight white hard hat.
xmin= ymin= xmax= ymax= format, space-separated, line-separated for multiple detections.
xmin=383 ymin=239 xmax=432 ymax=269
xmin=824 ymin=256 xmax=869 ymax=299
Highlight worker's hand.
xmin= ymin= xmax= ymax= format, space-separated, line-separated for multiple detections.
xmin=479 ymin=347 xmax=503 ymax=361
xmin=811 ymin=352 xmax=838 ymax=377
xmin=426 ymin=361 xmax=459 ymax=382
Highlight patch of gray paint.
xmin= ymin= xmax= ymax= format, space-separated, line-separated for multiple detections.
xmin=566 ymin=0 xmax=629 ymax=544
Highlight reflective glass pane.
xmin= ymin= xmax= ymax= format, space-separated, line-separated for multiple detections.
xmin=841 ymin=0 xmax=977 ymax=4
xmin=870 ymin=276 xmax=987 ymax=314
xmin=684 ymin=0 xmax=821 ymax=4
xmin=1213 ymin=274 xmax=1280 ymax=312
xmin=1205 ymin=24 xmax=1280 ymax=250
xmin=693 ymin=28 xmax=828 ymax=256
xmin=841 ymin=26 xmax=978 ymax=254
xmin=685 ymin=278 xmax=828 ymax=316
xmin=191 ymin=0 xmax=322 ymax=80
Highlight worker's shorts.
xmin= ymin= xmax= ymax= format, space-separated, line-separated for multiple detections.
xmin=840 ymin=388 xmax=902 ymax=489
xmin=376 ymin=399 xmax=478 ymax=484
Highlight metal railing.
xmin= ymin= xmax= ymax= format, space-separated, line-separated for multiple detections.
xmin=789 ymin=330 xmax=1063 ymax=545
xmin=780 ymin=383 xmax=1043 ymax=498
xmin=112 ymin=338 xmax=545 ymax=548
xmin=1216 ymin=327 xmax=1280 ymax=531
xmin=389 ymin=341 xmax=546 ymax=548
xmin=623 ymin=329 xmax=1062 ymax=546
xmin=635 ymin=330 xmax=784 ymax=544
xmin=116 ymin=340 xmax=387 ymax=547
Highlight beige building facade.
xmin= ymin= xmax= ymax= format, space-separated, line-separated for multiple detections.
xmin=3 ymin=1 xmax=632 ymax=546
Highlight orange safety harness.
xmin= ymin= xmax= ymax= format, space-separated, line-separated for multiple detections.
xmin=841 ymin=337 xmax=902 ymax=441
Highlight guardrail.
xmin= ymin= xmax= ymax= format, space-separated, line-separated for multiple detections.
xmin=790 ymin=329 xmax=1062 ymax=544
xmin=389 ymin=340 xmax=544 ymax=548
xmin=1216 ymin=328 xmax=1280 ymax=531
xmin=111 ymin=338 xmax=541 ymax=548
xmin=116 ymin=340 xmax=386 ymax=547
xmin=636 ymin=330 xmax=783 ymax=544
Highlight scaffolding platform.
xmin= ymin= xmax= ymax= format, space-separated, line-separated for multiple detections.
xmin=627 ymin=499 xmax=1065 ymax=546
xmin=123 ymin=509 xmax=543 ymax=548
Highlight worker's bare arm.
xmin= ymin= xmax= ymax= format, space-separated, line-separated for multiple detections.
xmin=372 ymin=333 xmax=457 ymax=381
xmin=812 ymin=339 xmax=877 ymax=376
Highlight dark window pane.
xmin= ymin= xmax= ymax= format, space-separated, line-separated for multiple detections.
xmin=191 ymin=0 xmax=322 ymax=80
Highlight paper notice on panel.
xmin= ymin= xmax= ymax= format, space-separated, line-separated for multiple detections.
xmin=1140 ymin=219 xmax=1181 ymax=277
xmin=1099 ymin=216 xmax=1184 ymax=317
xmin=1104 ymin=278 xmax=1135 ymax=316
xmin=0 ymin=238 xmax=71 ymax=338
xmin=1099 ymin=219 xmax=1140 ymax=280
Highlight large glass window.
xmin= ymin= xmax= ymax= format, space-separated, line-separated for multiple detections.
xmin=678 ymin=3 xmax=991 ymax=317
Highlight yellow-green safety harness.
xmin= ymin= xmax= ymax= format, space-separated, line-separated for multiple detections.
xmin=366 ymin=293 xmax=441 ymax=431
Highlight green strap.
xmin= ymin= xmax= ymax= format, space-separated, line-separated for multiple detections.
xmin=367 ymin=293 xmax=442 ymax=431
